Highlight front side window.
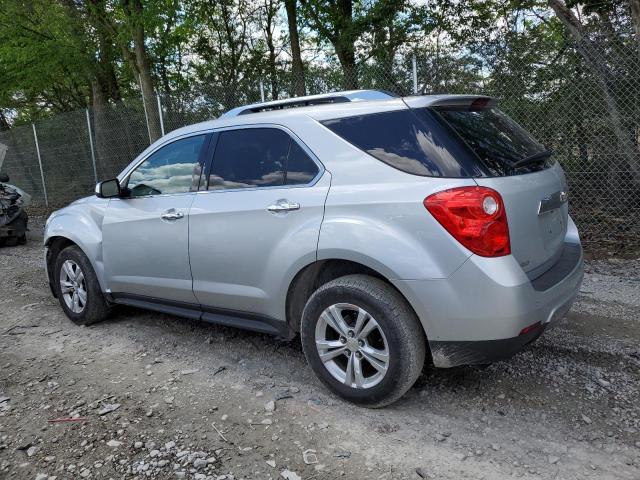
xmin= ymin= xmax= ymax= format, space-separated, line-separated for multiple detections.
xmin=207 ymin=128 xmax=319 ymax=190
xmin=128 ymin=135 xmax=206 ymax=197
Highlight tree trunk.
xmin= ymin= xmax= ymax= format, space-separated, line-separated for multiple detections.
xmin=336 ymin=0 xmax=357 ymax=89
xmin=372 ymin=22 xmax=394 ymax=88
xmin=298 ymin=0 xmax=357 ymax=90
xmin=123 ymin=0 xmax=162 ymax=143
xmin=87 ymin=0 xmax=122 ymax=103
xmin=268 ymin=44 xmax=278 ymax=101
xmin=90 ymin=80 xmax=110 ymax=180
xmin=284 ymin=0 xmax=305 ymax=96
xmin=264 ymin=0 xmax=278 ymax=101
xmin=336 ymin=46 xmax=358 ymax=89
xmin=548 ymin=0 xmax=640 ymax=185
xmin=630 ymin=0 xmax=640 ymax=51
xmin=135 ymin=40 xmax=163 ymax=142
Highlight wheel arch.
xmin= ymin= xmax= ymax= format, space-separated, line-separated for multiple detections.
xmin=45 ymin=233 xmax=107 ymax=295
xmin=45 ymin=236 xmax=77 ymax=298
xmin=285 ymin=258 xmax=428 ymax=342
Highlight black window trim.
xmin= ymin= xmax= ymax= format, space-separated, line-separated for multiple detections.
xmin=119 ymin=131 xmax=214 ymax=199
xmin=198 ymin=123 xmax=325 ymax=193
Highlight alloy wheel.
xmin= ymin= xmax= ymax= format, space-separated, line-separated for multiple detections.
xmin=315 ymin=303 xmax=390 ymax=389
xmin=59 ymin=259 xmax=87 ymax=314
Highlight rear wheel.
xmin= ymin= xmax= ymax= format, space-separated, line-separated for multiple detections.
xmin=300 ymin=274 xmax=426 ymax=407
xmin=54 ymin=245 xmax=111 ymax=325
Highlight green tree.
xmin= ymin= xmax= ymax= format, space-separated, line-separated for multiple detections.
xmin=0 ymin=0 xmax=94 ymax=122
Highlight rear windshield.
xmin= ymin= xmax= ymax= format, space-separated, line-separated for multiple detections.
xmin=435 ymin=107 xmax=552 ymax=176
xmin=322 ymin=105 xmax=552 ymax=177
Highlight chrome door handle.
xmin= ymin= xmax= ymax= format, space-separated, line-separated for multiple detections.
xmin=267 ymin=199 xmax=300 ymax=213
xmin=161 ymin=209 xmax=184 ymax=221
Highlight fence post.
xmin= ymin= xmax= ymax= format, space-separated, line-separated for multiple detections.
xmin=85 ymin=109 xmax=98 ymax=184
xmin=156 ymin=94 xmax=165 ymax=137
xmin=412 ymin=54 xmax=418 ymax=94
xmin=139 ymin=81 xmax=152 ymax=144
xmin=259 ymin=81 xmax=265 ymax=102
xmin=31 ymin=123 xmax=49 ymax=208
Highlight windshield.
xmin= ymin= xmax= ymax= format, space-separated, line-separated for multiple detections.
xmin=435 ymin=107 xmax=553 ymax=176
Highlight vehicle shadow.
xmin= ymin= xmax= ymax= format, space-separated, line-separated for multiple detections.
xmin=102 ymin=303 xmax=529 ymax=405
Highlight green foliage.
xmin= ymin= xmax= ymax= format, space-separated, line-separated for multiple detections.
xmin=0 ymin=0 xmax=93 ymax=121
xmin=0 ymin=0 xmax=639 ymax=138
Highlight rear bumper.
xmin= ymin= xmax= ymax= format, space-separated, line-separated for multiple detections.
xmin=393 ymin=240 xmax=584 ymax=368
xmin=428 ymin=326 xmax=546 ymax=367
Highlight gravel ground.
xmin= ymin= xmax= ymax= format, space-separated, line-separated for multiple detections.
xmin=1 ymin=218 xmax=639 ymax=480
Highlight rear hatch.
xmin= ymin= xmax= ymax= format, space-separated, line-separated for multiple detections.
xmin=431 ymin=101 xmax=568 ymax=274
xmin=321 ymin=95 xmax=569 ymax=275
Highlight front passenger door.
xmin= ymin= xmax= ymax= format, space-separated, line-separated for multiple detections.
xmin=102 ymin=133 xmax=209 ymax=304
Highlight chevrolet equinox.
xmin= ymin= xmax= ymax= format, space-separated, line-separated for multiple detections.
xmin=45 ymin=90 xmax=584 ymax=407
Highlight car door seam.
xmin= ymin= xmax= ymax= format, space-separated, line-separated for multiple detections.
xmin=316 ymin=170 xmax=332 ymax=261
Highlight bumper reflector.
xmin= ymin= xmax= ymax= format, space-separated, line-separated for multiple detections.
xmin=519 ymin=321 xmax=542 ymax=336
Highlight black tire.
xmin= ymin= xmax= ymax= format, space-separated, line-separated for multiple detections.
xmin=300 ymin=274 xmax=426 ymax=408
xmin=53 ymin=245 xmax=111 ymax=325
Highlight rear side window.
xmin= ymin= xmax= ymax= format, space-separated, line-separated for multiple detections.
xmin=322 ymin=109 xmax=485 ymax=177
xmin=207 ymin=128 xmax=319 ymax=190
xmin=436 ymin=107 xmax=552 ymax=176
xmin=208 ymin=128 xmax=288 ymax=190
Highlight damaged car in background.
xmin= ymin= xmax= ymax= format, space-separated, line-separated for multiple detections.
xmin=0 ymin=143 xmax=31 ymax=245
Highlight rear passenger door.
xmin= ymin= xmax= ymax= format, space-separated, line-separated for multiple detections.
xmin=188 ymin=125 xmax=330 ymax=324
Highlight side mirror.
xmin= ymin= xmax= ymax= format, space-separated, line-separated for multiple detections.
xmin=0 ymin=173 xmax=9 ymax=183
xmin=95 ymin=178 xmax=121 ymax=198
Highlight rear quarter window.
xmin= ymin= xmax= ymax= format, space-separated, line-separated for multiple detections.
xmin=321 ymin=109 xmax=486 ymax=178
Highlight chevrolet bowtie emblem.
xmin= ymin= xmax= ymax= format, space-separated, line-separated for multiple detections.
xmin=538 ymin=191 xmax=568 ymax=215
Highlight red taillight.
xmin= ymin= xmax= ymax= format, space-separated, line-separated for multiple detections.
xmin=424 ymin=186 xmax=511 ymax=257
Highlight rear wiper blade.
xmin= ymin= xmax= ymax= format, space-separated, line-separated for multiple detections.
xmin=512 ymin=150 xmax=553 ymax=169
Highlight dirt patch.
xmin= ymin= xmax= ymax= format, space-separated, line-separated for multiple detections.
xmin=0 ymin=219 xmax=639 ymax=479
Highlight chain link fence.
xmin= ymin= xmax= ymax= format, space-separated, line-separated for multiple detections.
xmin=1 ymin=43 xmax=639 ymax=251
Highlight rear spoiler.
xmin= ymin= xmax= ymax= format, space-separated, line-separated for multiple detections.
xmin=403 ymin=95 xmax=497 ymax=110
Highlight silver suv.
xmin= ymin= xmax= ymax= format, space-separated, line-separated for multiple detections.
xmin=45 ymin=90 xmax=584 ymax=407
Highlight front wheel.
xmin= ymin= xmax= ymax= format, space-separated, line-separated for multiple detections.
xmin=54 ymin=245 xmax=111 ymax=325
xmin=300 ymin=274 xmax=426 ymax=408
